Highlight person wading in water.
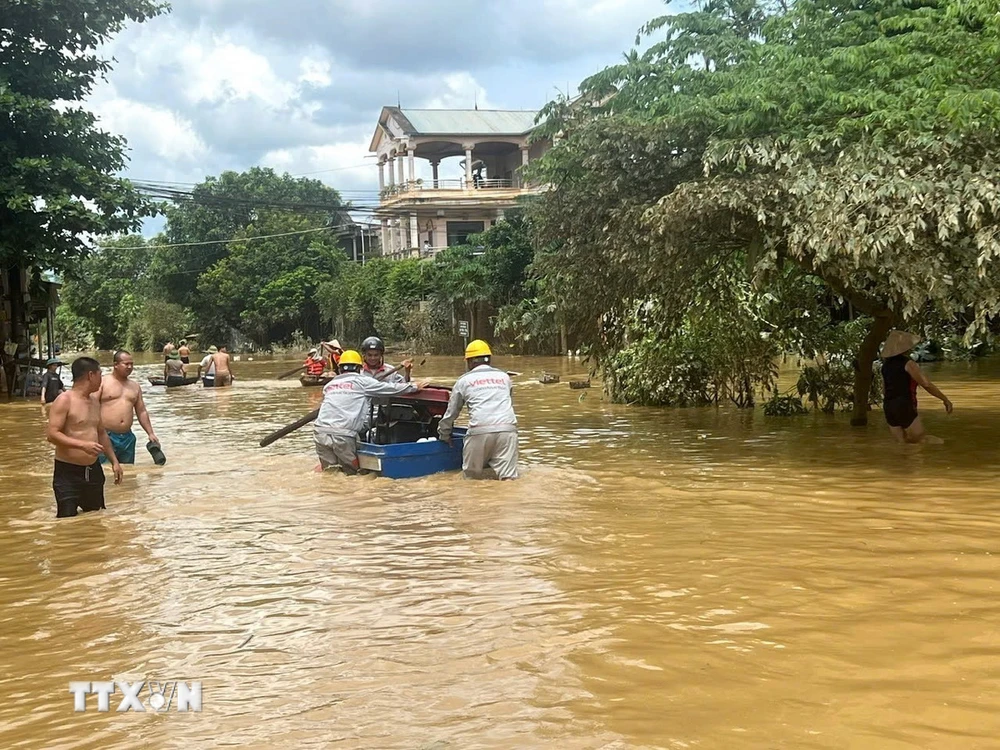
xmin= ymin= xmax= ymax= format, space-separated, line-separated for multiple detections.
xmin=46 ymin=357 xmax=123 ymax=517
xmin=880 ymin=330 xmax=953 ymax=443
xmin=98 ymin=350 xmax=161 ymax=463
xmin=438 ymin=339 xmax=519 ymax=480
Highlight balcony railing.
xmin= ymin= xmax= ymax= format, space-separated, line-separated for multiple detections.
xmin=380 ymin=178 xmax=521 ymax=200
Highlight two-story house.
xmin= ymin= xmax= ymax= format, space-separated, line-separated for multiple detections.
xmin=368 ymin=107 xmax=550 ymax=258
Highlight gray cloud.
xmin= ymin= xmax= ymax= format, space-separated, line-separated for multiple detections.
xmin=165 ymin=0 xmax=665 ymax=73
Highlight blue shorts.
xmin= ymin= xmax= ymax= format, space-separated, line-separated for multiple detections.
xmin=100 ymin=430 xmax=136 ymax=464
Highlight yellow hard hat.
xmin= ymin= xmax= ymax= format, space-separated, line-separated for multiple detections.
xmin=465 ymin=340 xmax=492 ymax=359
xmin=339 ymin=349 xmax=363 ymax=366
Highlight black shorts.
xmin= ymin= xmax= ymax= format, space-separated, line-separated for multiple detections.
xmin=166 ymin=375 xmax=186 ymax=387
xmin=53 ymin=460 xmax=106 ymax=518
xmin=884 ymin=396 xmax=918 ymax=429
xmin=180 ymin=357 xmax=190 ymax=364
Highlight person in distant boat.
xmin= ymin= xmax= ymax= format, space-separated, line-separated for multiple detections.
xmin=47 ymin=357 xmax=123 ymax=517
xmin=210 ymin=345 xmax=234 ymax=387
xmin=313 ymin=349 xmax=428 ymax=474
xmin=320 ymin=339 xmax=343 ymax=375
xmin=164 ymin=351 xmax=187 ymax=386
xmin=177 ymin=339 xmax=191 ymax=364
xmin=438 ymin=339 xmax=518 ymax=480
xmin=304 ymin=348 xmax=326 ymax=377
xmin=200 ymin=345 xmax=217 ymax=387
xmin=97 ymin=350 xmax=160 ymax=465
xmin=880 ymin=330 xmax=953 ymax=443
xmin=39 ymin=357 xmax=66 ymax=406
xmin=360 ymin=336 xmax=411 ymax=383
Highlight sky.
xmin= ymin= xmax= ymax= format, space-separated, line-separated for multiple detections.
xmin=87 ymin=0 xmax=668 ymax=224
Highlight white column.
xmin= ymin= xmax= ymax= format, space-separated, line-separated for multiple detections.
xmin=410 ymin=214 xmax=419 ymax=252
xmin=519 ymin=147 xmax=530 ymax=187
xmin=387 ymin=156 xmax=395 ymax=186
xmin=407 ymin=149 xmax=416 ymax=184
xmin=378 ymin=160 xmax=385 ymax=191
xmin=397 ymin=152 xmax=405 ymax=186
xmin=464 ymin=144 xmax=474 ymax=187
xmin=380 ymin=219 xmax=389 ymax=256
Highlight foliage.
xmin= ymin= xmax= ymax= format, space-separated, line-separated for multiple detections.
xmin=797 ymin=362 xmax=882 ymax=414
xmin=124 ymin=299 xmax=190 ymax=352
xmin=608 ymin=268 xmax=781 ymax=407
xmin=763 ymin=394 xmax=808 ymax=416
xmin=529 ymin=0 xmax=1000 ymax=423
xmin=54 ymin=305 xmax=93 ymax=353
xmin=151 ymin=167 xmax=346 ymax=310
xmin=795 ymin=318 xmax=884 ymax=412
xmin=59 ymin=235 xmax=153 ymax=348
xmin=194 ymin=210 xmax=345 ymax=348
xmin=0 ymin=0 xmax=164 ymax=272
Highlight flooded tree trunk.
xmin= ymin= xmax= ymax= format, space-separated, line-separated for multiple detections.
xmin=851 ymin=313 xmax=894 ymax=426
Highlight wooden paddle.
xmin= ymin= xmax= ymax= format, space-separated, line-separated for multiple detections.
xmin=276 ymin=364 xmax=307 ymax=380
xmin=259 ymin=359 xmax=423 ymax=448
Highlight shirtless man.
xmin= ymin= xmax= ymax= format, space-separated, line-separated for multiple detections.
xmin=177 ymin=339 xmax=191 ymax=364
xmin=162 ymin=342 xmax=175 ymax=363
xmin=97 ymin=350 xmax=160 ymax=464
xmin=211 ymin=345 xmax=234 ymax=387
xmin=47 ymin=357 xmax=122 ymax=518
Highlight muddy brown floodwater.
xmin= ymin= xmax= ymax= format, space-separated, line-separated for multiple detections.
xmin=1 ymin=353 xmax=1000 ymax=749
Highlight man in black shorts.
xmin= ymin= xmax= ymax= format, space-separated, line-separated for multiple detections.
xmin=46 ymin=357 xmax=123 ymax=518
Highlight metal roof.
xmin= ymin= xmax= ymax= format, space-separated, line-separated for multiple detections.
xmin=394 ymin=108 xmax=538 ymax=136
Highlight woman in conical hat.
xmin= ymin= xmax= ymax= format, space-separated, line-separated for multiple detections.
xmin=880 ymin=330 xmax=953 ymax=443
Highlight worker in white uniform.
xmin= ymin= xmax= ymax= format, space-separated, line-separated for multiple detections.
xmin=438 ymin=340 xmax=518 ymax=480
xmin=314 ymin=350 xmax=428 ymax=474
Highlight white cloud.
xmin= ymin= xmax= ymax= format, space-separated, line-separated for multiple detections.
xmin=88 ymin=86 xmax=209 ymax=167
xmin=181 ymin=39 xmax=296 ymax=108
xmin=422 ymin=73 xmax=493 ymax=110
xmin=299 ymin=56 xmax=333 ymax=88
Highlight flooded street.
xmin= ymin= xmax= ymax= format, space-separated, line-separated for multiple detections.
xmin=2 ymin=353 xmax=1000 ymax=748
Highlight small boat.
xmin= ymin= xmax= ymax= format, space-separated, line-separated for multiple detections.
xmin=539 ymin=372 xmax=560 ymax=384
xmin=300 ymin=374 xmax=335 ymax=387
xmin=356 ymin=386 xmax=465 ymax=479
xmin=149 ymin=375 xmax=199 ymax=387
xmin=569 ymin=378 xmax=591 ymax=389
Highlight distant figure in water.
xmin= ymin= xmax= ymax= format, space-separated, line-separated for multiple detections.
xmin=880 ymin=330 xmax=953 ymax=443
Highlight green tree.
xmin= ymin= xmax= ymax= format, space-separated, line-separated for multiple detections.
xmin=195 ymin=212 xmax=345 ymax=348
xmin=531 ymin=0 xmax=1000 ymax=423
xmin=0 ymin=0 xmax=164 ymax=271
xmin=59 ymin=235 xmax=153 ymax=348
xmin=150 ymin=167 xmax=347 ymax=310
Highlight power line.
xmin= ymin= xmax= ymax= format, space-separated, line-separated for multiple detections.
xmin=101 ymin=225 xmax=337 ymax=251
xmin=131 ymin=162 xmax=375 ymax=186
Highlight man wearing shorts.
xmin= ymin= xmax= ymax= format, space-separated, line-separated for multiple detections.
xmin=97 ymin=350 xmax=160 ymax=464
xmin=46 ymin=357 xmax=123 ymax=518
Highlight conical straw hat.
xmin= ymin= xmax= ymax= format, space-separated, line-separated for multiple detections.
xmin=881 ymin=330 xmax=921 ymax=358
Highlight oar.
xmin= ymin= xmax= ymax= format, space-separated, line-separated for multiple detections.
xmin=259 ymin=360 xmax=419 ymax=448
xmin=277 ymin=364 xmax=307 ymax=380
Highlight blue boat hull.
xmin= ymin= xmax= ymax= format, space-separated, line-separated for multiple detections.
xmin=356 ymin=428 xmax=466 ymax=479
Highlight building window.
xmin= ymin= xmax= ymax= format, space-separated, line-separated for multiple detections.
xmin=446 ymin=221 xmax=485 ymax=247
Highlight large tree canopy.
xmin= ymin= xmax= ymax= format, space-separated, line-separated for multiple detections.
xmin=530 ymin=0 xmax=1000 ymax=422
xmin=0 ymin=0 xmax=165 ymax=271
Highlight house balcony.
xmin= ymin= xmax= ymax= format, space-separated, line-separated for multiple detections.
xmin=378 ymin=178 xmax=541 ymax=209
